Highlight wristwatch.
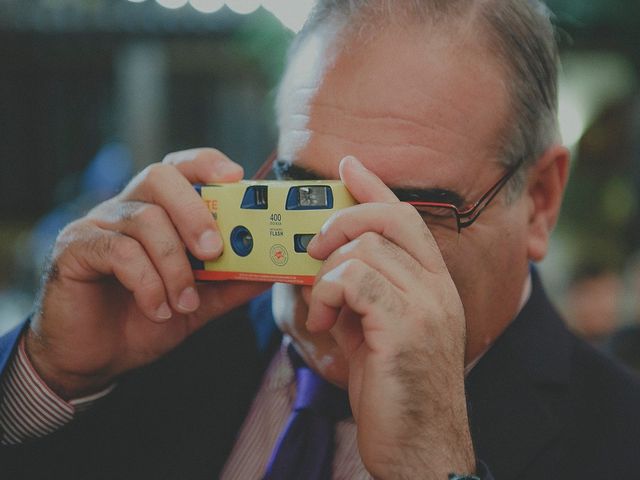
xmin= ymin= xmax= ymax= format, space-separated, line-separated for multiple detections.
xmin=448 ymin=474 xmax=481 ymax=480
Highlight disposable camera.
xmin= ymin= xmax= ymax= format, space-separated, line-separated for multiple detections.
xmin=190 ymin=181 xmax=356 ymax=285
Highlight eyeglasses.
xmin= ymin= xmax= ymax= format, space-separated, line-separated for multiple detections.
xmin=254 ymin=152 xmax=524 ymax=233
xmin=392 ymin=158 xmax=525 ymax=232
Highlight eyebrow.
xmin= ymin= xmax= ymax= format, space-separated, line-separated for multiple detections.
xmin=274 ymin=159 xmax=466 ymax=207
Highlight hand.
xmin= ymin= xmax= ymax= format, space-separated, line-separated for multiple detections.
xmin=305 ymin=156 xmax=476 ymax=479
xmin=27 ymin=148 xmax=270 ymax=399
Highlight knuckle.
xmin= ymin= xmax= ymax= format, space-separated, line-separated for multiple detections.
xmin=110 ymin=235 xmax=141 ymax=264
xmin=398 ymin=201 xmax=418 ymax=217
xmin=116 ymin=201 xmax=144 ymax=223
xmin=136 ymin=267 xmax=162 ymax=295
xmin=326 ymin=208 xmax=347 ymax=229
xmin=161 ymin=151 xmax=178 ymax=164
xmin=54 ymin=222 xmax=101 ymax=261
xmin=342 ymin=258 xmax=366 ymax=280
xmin=180 ymin=194 xmax=209 ymax=216
xmin=198 ymin=147 xmax=223 ymax=161
xmin=47 ymin=222 xmax=88 ymax=275
xmin=141 ymin=163 xmax=173 ymax=186
xmin=86 ymin=197 xmax=116 ymax=219
xmin=357 ymin=267 xmax=385 ymax=303
xmin=359 ymin=231 xmax=381 ymax=247
xmin=157 ymin=238 xmax=183 ymax=259
xmin=55 ymin=219 xmax=85 ymax=245
xmin=376 ymin=235 xmax=396 ymax=256
xmin=134 ymin=203 xmax=166 ymax=226
xmin=352 ymin=232 xmax=393 ymax=259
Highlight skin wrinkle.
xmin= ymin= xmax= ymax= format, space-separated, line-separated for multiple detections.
xmin=115 ymin=201 xmax=141 ymax=224
xmin=330 ymin=25 xmax=499 ymax=120
xmin=293 ymin=119 xmax=505 ymax=199
xmin=81 ymin=230 xmax=111 ymax=267
xmin=110 ymin=235 xmax=137 ymax=267
xmin=334 ymin=236 xmax=411 ymax=293
xmin=353 ymin=265 xmax=407 ymax=319
xmin=287 ymin=126 xmax=456 ymax=158
xmin=308 ymin=100 xmax=472 ymax=140
xmin=282 ymin=31 xmax=508 ymax=173
xmin=285 ymin=132 xmax=501 ymax=200
xmin=356 ymin=267 xmax=384 ymax=307
xmin=134 ymin=204 xmax=164 ymax=229
xmin=135 ymin=266 xmax=157 ymax=294
xmin=158 ymin=239 xmax=181 ymax=260
xmin=374 ymin=234 xmax=424 ymax=283
xmin=308 ymin=86 xmax=482 ymax=144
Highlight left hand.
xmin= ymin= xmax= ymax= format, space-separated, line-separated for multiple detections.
xmin=305 ymin=156 xmax=476 ymax=479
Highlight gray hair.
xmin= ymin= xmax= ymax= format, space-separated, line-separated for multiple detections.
xmin=280 ymin=0 xmax=561 ymax=198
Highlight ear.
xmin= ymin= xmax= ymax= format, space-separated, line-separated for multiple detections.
xmin=526 ymin=145 xmax=571 ymax=262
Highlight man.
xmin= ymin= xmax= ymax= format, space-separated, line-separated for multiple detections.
xmin=1 ymin=0 xmax=639 ymax=479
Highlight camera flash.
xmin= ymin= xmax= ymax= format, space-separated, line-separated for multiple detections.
xmin=298 ymin=186 xmax=329 ymax=208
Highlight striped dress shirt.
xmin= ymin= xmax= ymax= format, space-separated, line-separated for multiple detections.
xmin=0 ymin=335 xmax=371 ymax=479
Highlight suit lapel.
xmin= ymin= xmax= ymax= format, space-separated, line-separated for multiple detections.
xmin=466 ymin=271 xmax=573 ymax=479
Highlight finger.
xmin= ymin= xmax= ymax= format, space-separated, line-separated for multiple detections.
xmin=118 ymin=163 xmax=223 ymax=260
xmin=308 ymin=202 xmax=445 ymax=274
xmin=307 ymin=259 xmax=406 ymax=344
xmin=315 ymin=231 xmax=424 ymax=293
xmin=55 ymin=223 xmax=170 ymax=323
xmin=93 ymin=201 xmax=201 ymax=314
xmin=162 ymin=148 xmax=244 ymax=184
xmin=329 ymin=305 xmax=365 ymax=361
xmin=339 ymin=155 xmax=399 ymax=203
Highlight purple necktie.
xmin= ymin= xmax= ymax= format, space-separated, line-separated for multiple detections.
xmin=262 ymin=345 xmax=352 ymax=480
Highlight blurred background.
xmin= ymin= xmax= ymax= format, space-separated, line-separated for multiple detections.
xmin=0 ymin=0 xmax=638 ymax=370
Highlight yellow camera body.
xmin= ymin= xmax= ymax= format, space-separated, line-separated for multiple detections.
xmin=192 ymin=180 xmax=356 ymax=285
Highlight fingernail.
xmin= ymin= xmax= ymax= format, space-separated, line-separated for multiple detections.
xmin=199 ymin=230 xmax=222 ymax=255
xmin=339 ymin=156 xmax=363 ymax=180
xmin=342 ymin=155 xmax=363 ymax=169
xmin=156 ymin=302 xmax=172 ymax=321
xmin=306 ymin=234 xmax=318 ymax=250
xmin=178 ymin=287 xmax=200 ymax=312
xmin=215 ymin=162 xmax=243 ymax=177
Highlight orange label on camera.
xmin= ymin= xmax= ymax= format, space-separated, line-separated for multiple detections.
xmin=194 ymin=269 xmax=315 ymax=286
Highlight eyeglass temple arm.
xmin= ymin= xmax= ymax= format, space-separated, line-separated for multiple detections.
xmin=253 ymin=149 xmax=278 ymax=180
xmin=457 ymin=159 xmax=524 ymax=228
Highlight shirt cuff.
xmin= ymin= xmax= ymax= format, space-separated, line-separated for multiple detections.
xmin=0 ymin=334 xmax=114 ymax=445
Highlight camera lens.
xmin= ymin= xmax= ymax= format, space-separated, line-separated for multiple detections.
xmin=230 ymin=226 xmax=253 ymax=257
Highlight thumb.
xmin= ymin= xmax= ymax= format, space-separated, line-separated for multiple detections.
xmin=339 ymin=156 xmax=398 ymax=204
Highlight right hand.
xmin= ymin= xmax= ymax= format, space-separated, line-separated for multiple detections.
xmin=26 ymin=148 xmax=270 ymax=399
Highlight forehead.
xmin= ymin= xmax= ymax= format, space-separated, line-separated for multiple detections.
xmin=277 ymin=23 xmax=510 ymax=191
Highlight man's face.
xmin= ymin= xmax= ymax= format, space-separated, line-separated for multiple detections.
xmin=273 ymin=24 xmax=533 ymax=385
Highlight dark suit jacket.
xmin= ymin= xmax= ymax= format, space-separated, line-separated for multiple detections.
xmin=1 ymin=271 xmax=639 ymax=479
